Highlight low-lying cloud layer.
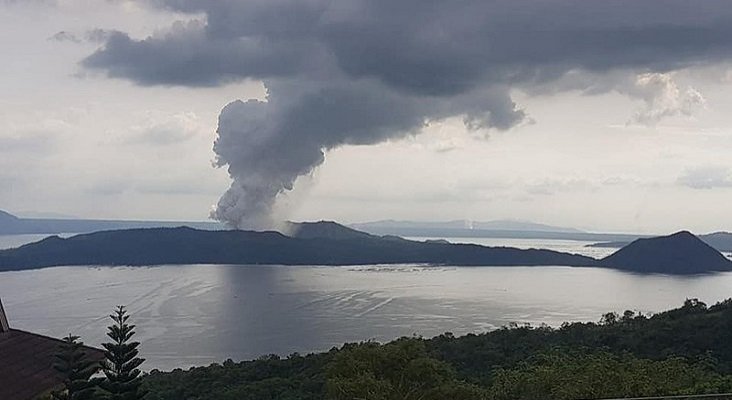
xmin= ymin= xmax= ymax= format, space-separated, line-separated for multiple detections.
xmin=83 ymin=0 xmax=732 ymax=228
xmin=678 ymin=166 xmax=732 ymax=189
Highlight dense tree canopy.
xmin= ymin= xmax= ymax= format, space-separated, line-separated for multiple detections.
xmin=141 ymin=298 xmax=732 ymax=400
xmin=51 ymin=335 xmax=100 ymax=400
xmin=98 ymin=306 xmax=147 ymax=400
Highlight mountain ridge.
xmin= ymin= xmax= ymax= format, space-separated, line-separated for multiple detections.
xmin=0 ymin=224 xmax=597 ymax=271
xmin=0 ymin=222 xmax=729 ymax=275
xmin=601 ymin=231 xmax=732 ymax=274
xmin=286 ymin=220 xmax=373 ymax=240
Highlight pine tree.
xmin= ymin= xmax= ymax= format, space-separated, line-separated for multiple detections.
xmin=51 ymin=335 xmax=100 ymax=400
xmin=98 ymin=306 xmax=147 ymax=400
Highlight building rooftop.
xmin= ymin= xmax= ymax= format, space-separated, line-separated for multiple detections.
xmin=0 ymin=299 xmax=105 ymax=400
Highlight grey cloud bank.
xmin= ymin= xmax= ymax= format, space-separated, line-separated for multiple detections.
xmin=82 ymin=0 xmax=732 ymax=228
xmin=678 ymin=166 xmax=732 ymax=189
xmin=86 ymin=0 xmax=732 ymax=89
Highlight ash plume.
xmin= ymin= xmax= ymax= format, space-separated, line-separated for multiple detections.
xmin=211 ymin=79 xmax=523 ymax=228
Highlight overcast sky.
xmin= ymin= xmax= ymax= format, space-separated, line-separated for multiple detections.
xmin=2 ymin=1 xmax=732 ymax=234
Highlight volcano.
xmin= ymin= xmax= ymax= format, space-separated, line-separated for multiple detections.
xmin=601 ymin=231 xmax=732 ymax=274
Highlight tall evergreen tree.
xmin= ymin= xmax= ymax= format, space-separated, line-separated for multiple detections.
xmin=98 ymin=306 xmax=147 ymax=400
xmin=51 ymin=335 xmax=100 ymax=400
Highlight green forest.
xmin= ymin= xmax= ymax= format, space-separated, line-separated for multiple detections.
xmin=135 ymin=298 xmax=732 ymax=400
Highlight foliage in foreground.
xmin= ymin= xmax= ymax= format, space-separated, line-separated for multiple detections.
xmin=98 ymin=306 xmax=148 ymax=400
xmin=489 ymin=350 xmax=732 ymax=400
xmin=46 ymin=306 xmax=146 ymax=400
xmin=326 ymin=339 xmax=487 ymax=400
xmin=141 ymin=298 xmax=732 ymax=400
xmin=51 ymin=335 xmax=99 ymax=400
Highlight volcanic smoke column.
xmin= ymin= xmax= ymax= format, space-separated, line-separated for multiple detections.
xmin=211 ymin=91 xmax=329 ymax=230
xmin=210 ymin=80 xmax=525 ymax=229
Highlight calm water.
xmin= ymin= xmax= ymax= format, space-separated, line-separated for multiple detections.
xmin=2 ymin=264 xmax=732 ymax=370
xmin=1 ymin=234 xmax=731 ymax=371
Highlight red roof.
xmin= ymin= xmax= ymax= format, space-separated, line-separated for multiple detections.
xmin=0 ymin=329 xmax=105 ymax=400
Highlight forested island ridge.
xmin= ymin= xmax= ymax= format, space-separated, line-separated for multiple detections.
xmin=0 ymin=222 xmax=730 ymax=274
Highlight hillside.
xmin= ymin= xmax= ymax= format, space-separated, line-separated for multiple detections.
xmin=0 ymin=225 xmax=597 ymax=271
xmin=286 ymin=220 xmax=374 ymax=240
xmin=142 ymin=299 xmax=732 ymax=399
xmin=601 ymin=231 xmax=732 ymax=274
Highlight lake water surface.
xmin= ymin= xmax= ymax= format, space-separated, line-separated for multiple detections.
xmin=1 ymin=234 xmax=731 ymax=371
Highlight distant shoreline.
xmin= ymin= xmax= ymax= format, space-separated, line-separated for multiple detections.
xmin=1 ymin=224 xmax=731 ymax=275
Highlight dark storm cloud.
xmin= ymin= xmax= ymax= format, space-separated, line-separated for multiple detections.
xmin=50 ymin=29 xmax=113 ymax=44
xmin=81 ymin=0 xmax=732 ymax=228
xmin=85 ymin=21 xmax=325 ymax=87
xmin=85 ymin=0 xmax=732 ymax=92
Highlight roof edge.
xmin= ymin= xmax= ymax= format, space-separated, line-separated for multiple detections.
xmin=6 ymin=328 xmax=105 ymax=359
xmin=0 ymin=298 xmax=9 ymax=332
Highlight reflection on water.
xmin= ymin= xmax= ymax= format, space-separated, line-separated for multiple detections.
xmin=1 ymin=264 xmax=731 ymax=371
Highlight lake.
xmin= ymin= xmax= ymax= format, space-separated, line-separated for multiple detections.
xmin=1 ymin=234 xmax=731 ymax=371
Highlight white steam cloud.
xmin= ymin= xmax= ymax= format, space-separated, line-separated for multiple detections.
xmin=630 ymin=73 xmax=706 ymax=125
xmin=210 ymin=80 xmax=523 ymax=228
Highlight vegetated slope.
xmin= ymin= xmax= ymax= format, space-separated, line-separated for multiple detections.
xmin=142 ymin=299 xmax=732 ymax=400
xmin=287 ymin=220 xmax=374 ymax=240
xmin=601 ymin=231 xmax=732 ymax=274
xmin=0 ymin=224 xmax=597 ymax=270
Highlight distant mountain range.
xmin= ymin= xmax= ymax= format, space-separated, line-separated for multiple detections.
xmin=0 ymin=209 xmax=222 ymax=235
xmin=349 ymin=219 xmax=646 ymax=242
xmin=2 ymin=211 xmax=647 ymax=241
xmin=351 ymin=219 xmax=584 ymax=233
xmin=0 ymin=221 xmax=730 ymax=275
xmin=351 ymin=219 xmax=732 ymax=252
xmin=0 ymin=210 xmax=18 ymax=224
